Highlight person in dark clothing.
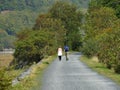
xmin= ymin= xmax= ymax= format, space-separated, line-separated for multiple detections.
xmin=64 ymin=45 xmax=69 ymax=60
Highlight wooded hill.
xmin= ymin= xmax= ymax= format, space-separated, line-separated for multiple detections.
xmin=0 ymin=0 xmax=90 ymax=49
xmin=0 ymin=0 xmax=89 ymax=11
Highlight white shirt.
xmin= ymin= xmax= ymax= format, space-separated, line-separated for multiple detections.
xmin=58 ymin=48 xmax=62 ymax=56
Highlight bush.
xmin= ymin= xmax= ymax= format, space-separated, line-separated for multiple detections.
xmin=98 ymin=28 xmax=120 ymax=71
xmin=13 ymin=27 xmax=64 ymax=68
xmin=0 ymin=68 xmax=12 ymax=90
xmin=81 ymin=38 xmax=98 ymax=57
xmin=13 ymin=31 xmax=51 ymax=69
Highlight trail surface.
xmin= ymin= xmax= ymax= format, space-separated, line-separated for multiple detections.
xmin=41 ymin=52 xmax=120 ymax=90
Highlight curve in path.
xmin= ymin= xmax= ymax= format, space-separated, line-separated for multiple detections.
xmin=41 ymin=52 xmax=120 ymax=90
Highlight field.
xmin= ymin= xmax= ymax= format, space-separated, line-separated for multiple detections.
xmin=0 ymin=53 xmax=14 ymax=67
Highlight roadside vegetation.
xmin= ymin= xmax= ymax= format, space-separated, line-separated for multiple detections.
xmin=0 ymin=53 xmax=56 ymax=90
xmin=11 ymin=55 xmax=56 ymax=90
xmin=80 ymin=56 xmax=120 ymax=85
xmin=81 ymin=0 xmax=120 ymax=74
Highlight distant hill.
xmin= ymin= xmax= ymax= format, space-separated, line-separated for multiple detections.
xmin=0 ymin=0 xmax=89 ymax=12
xmin=0 ymin=0 xmax=90 ymax=49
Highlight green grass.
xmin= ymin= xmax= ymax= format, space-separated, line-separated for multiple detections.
xmin=80 ymin=55 xmax=120 ymax=85
xmin=11 ymin=55 xmax=56 ymax=90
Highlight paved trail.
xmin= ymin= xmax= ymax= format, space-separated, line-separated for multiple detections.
xmin=41 ymin=52 xmax=120 ymax=90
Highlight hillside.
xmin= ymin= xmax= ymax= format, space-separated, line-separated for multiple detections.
xmin=0 ymin=0 xmax=90 ymax=49
xmin=0 ymin=0 xmax=89 ymax=12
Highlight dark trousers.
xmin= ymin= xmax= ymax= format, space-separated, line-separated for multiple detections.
xmin=58 ymin=56 xmax=62 ymax=61
xmin=65 ymin=52 xmax=68 ymax=60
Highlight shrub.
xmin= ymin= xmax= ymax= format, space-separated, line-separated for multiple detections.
xmin=13 ymin=30 xmax=52 ymax=69
xmin=0 ymin=68 xmax=12 ymax=90
xmin=81 ymin=38 xmax=98 ymax=57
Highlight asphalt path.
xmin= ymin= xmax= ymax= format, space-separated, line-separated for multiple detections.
xmin=41 ymin=52 xmax=120 ymax=90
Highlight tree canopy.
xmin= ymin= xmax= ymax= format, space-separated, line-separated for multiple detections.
xmin=89 ymin=0 xmax=120 ymax=18
xmin=49 ymin=1 xmax=83 ymax=50
xmin=13 ymin=1 xmax=84 ymax=68
xmin=82 ymin=0 xmax=120 ymax=73
xmin=0 ymin=0 xmax=90 ymax=49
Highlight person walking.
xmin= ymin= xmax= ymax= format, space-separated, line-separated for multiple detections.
xmin=58 ymin=47 xmax=63 ymax=61
xmin=64 ymin=45 xmax=69 ymax=60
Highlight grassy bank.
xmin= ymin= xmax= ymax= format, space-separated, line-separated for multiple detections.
xmin=12 ymin=55 xmax=56 ymax=90
xmin=80 ymin=55 xmax=120 ymax=85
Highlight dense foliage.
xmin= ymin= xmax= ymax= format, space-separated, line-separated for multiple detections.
xmin=49 ymin=1 xmax=83 ymax=50
xmin=13 ymin=1 xmax=84 ymax=68
xmin=0 ymin=0 xmax=89 ymax=49
xmin=0 ymin=29 xmax=15 ymax=49
xmin=0 ymin=11 xmax=38 ymax=50
xmin=0 ymin=68 xmax=12 ymax=90
xmin=82 ymin=0 xmax=120 ymax=73
xmin=14 ymin=14 xmax=66 ymax=68
xmin=89 ymin=0 xmax=120 ymax=18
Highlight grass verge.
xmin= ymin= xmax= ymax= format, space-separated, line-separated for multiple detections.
xmin=11 ymin=55 xmax=56 ymax=90
xmin=80 ymin=55 xmax=120 ymax=85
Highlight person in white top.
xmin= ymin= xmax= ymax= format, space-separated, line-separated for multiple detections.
xmin=58 ymin=47 xmax=62 ymax=61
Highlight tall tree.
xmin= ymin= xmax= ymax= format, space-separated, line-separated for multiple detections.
xmin=49 ymin=1 xmax=83 ymax=50
xmin=14 ymin=13 xmax=66 ymax=68
xmin=33 ymin=13 xmax=66 ymax=47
